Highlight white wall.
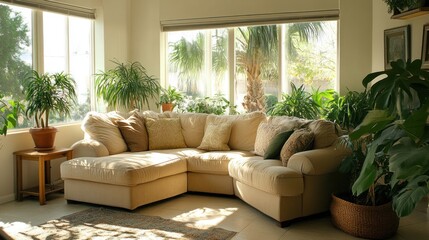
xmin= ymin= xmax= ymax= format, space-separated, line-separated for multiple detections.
xmin=372 ymin=0 xmax=429 ymax=71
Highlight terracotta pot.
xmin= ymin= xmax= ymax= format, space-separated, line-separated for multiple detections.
xmin=29 ymin=127 xmax=58 ymax=150
xmin=161 ymin=103 xmax=174 ymax=112
xmin=330 ymin=193 xmax=399 ymax=240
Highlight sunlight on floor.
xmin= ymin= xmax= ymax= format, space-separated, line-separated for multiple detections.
xmin=172 ymin=207 xmax=238 ymax=229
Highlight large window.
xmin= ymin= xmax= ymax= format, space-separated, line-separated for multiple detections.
xmin=165 ymin=21 xmax=337 ymax=113
xmin=0 ymin=3 xmax=94 ymax=128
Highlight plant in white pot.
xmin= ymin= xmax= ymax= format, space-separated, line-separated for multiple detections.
xmin=23 ymin=71 xmax=77 ymax=150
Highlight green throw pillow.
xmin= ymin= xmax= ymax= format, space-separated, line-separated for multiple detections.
xmin=264 ymin=130 xmax=294 ymax=159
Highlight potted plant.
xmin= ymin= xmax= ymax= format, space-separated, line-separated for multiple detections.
xmin=331 ymin=59 xmax=429 ymax=239
xmin=159 ymin=86 xmax=184 ymax=112
xmin=383 ymin=0 xmax=428 ymax=15
xmin=23 ymin=71 xmax=77 ymax=149
xmin=95 ymin=60 xmax=161 ymax=111
xmin=0 ymin=94 xmax=22 ymax=136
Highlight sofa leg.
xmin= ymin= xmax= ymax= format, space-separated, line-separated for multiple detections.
xmin=279 ymin=220 xmax=292 ymax=228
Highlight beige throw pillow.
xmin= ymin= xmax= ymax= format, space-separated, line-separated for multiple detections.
xmin=280 ymin=129 xmax=314 ymax=166
xmin=117 ymin=113 xmax=149 ymax=152
xmin=81 ymin=112 xmax=127 ymax=155
xmin=198 ymin=122 xmax=232 ymax=151
xmin=145 ymin=118 xmax=187 ymax=150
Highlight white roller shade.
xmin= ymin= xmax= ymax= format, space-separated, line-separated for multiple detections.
xmin=0 ymin=0 xmax=95 ymax=19
xmin=161 ymin=10 xmax=339 ymax=32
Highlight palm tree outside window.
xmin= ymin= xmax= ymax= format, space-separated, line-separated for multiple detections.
xmin=166 ymin=20 xmax=337 ymax=113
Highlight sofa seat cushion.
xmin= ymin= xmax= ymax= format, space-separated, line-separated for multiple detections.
xmin=61 ymin=149 xmax=201 ymax=186
xmin=228 ymin=157 xmax=304 ymax=196
xmin=187 ymin=151 xmax=254 ymax=175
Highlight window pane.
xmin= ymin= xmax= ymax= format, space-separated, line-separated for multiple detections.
xmin=69 ymin=16 xmax=92 ymax=121
xmin=43 ymin=12 xmax=67 ymax=73
xmin=0 ymin=3 xmax=33 ymax=128
xmin=43 ymin=13 xmax=93 ymax=123
xmin=235 ymin=25 xmax=279 ymax=113
xmin=0 ymin=3 xmax=32 ymax=100
xmin=285 ymin=21 xmax=337 ymax=91
xmin=167 ymin=30 xmax=206 ymax=97
xmin=211 ymin=29 xmax=229 ymax=98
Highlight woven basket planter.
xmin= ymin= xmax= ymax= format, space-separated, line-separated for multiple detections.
xmin=330 ymin=194 xmax=399 ymax=240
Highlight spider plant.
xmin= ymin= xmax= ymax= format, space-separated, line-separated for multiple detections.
xmin=95 ymin=60 xmax=161 ymax=111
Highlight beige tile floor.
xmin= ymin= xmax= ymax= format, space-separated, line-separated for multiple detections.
xmin=0 ymin=193 xmax=428 ymax=240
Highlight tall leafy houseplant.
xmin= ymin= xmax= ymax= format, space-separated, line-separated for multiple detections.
xmin=268 ymin=83 xmax=320 ymax=119
xmin=0 ymin=94 xmax=22 ymax=136
xmin=95 ymin=61 xmax=161 ymax=111
xmin=23 ymin=71 xmax=77 ymax=149
xmin=350 ymin=59 xmax=429 ymax=217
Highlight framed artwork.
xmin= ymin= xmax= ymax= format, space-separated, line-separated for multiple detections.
xmin=384 ymin=25 xmax=411 ymax=69
xmin=422 ymin=24 xmax=429 ymax=69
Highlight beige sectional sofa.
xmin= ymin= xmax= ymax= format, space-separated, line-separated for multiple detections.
xmin=60 ymin=110 xmax=349 ymax=226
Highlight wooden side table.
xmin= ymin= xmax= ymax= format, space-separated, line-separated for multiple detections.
xmin=14 ymin=148 xmax=73 ymax=205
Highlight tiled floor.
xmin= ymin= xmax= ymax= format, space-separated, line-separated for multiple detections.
xmin=0 ymin=193 xmax=428 ymax=240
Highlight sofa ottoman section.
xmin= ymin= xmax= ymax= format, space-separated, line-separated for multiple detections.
xmin=61 ymin=150 xmax=192 ymax=209
xmin=187 ymin=151 xmax=254 ymax=194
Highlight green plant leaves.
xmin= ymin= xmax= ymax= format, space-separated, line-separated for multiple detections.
xmin=393 ymin=175 xmax=429 ymax=217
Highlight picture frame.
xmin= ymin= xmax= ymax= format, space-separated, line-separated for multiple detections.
xmin=384 ymin=25 xmax=411 ymax=69
xmin=422 ymin=24 xmax=429 ymax=69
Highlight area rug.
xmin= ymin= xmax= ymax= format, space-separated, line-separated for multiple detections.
xmin=0 ymin=208 xmax=236 ymax=240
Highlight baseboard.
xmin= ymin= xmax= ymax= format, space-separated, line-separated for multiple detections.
xmin=0 ymin=194 xmax=15 ymax=204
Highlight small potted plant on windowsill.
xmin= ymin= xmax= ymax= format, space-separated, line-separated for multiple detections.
xmin=23 ymin=71 xmax=77 ymax=150
xmin=159 ymin=86 xmax=184 ymax=112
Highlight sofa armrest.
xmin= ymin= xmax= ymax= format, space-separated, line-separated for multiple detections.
xmin=287 ymin=144 xmax=351 ymax=175
xmin=71 ymin=139 xmax=109 ymax=158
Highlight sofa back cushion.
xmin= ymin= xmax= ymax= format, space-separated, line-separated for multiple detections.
xmin=145 ymin=118 xmax=187 ymax=150
xmin=229 ymin=111 xmax=266 ymax=151
xmin=307 ymin=119 xmax=339 ymax=149
xmin=117 ymin=113 xmax=148 ymax=152
xmin=179 ymin=113 xmax=208 ymax=148
xmin=81 ymin=111 xmax=128 ymax=155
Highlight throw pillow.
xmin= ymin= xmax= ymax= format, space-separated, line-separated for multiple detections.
xmin=280 ymin=129 xmax=314 ymax=166
xmin=198 ymin=115 xmax=233 ymax=151
xmin=307 ymin=119 xmax=338 ymax=149
xmin=264 ymin=130 xmax=294 ymax=159
xmin=145 ymin=118 xmax=187 ymax=150
xmin=81 ymin=112 xmax=128 ymax=155
xmin=117 ymin=113 xmax=149 ymax=152
xmin=254 ymin=121 xmax=295 ymax=157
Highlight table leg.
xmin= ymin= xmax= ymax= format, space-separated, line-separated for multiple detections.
xmin=38 ymin=158 xmax=46 ymax=205
xmin=16 ymin=156 xmax=23 ymax=201
xmin=45 ymin=161 xmax=51 ymax=184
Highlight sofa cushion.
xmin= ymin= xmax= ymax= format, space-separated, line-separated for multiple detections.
xmin=229 ymin=157 xmax=304 ymax=196
xmin=198 ymin=115 xmax=233 ymax=151
xmin=117 ymin=113 xmax=148 ymax=152
xmin=145 ymin=118 xmax=187 ymax=150
xmin=229 ymin=111 xmax=266 ymax=151
xmin=307 ymin=119 xmax=338 ymax=149
xmin=187 ymin=151 xmax=255 ymax=175
xmin=264 ymin=130 xmax=294 ymax=159
xmin=280 ymin=129 xmax=314 ymax=166
xmin=61 ymin=149 xmax=196 ymax=186
xmin=179 ymin=113 xmax=208 ymax=148
xmin=81 ymin=112 xmax=128 ymax=155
